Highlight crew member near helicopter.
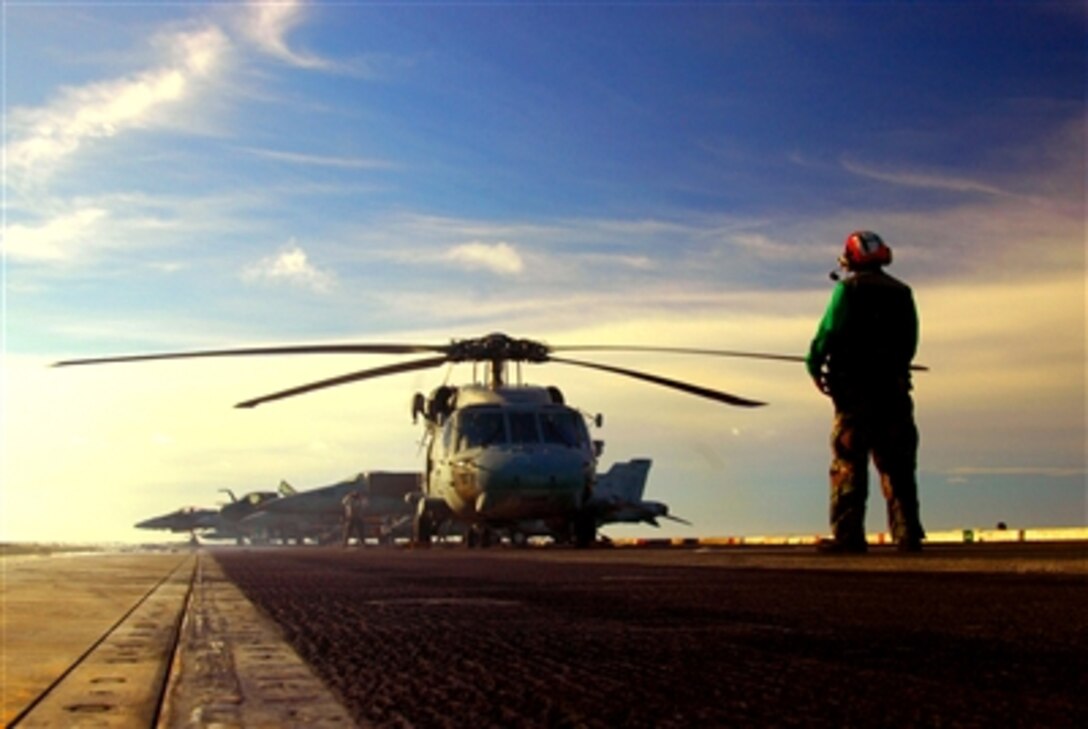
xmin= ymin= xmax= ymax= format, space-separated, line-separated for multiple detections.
xmin=806 ymin=231 xmax=924 ymax=553
xmin=341 ymin=489 xmax=369 ymax=547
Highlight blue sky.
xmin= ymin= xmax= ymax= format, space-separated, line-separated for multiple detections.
xmin=3 ymin=1 xmax=1085 ymax=543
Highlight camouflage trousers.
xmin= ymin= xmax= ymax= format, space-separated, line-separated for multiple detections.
xmin=829 ymin=390 xmax=923 ymax=545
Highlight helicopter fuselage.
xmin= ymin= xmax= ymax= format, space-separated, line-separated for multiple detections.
xmin=418 ymin=384 xmax=596 ymax=539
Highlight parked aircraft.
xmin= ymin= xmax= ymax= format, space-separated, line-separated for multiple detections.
xmin=240 ymin=472 xmax=419 ymax=544
xmin=134 ymin=506 xmax=219 ymax=535
xmin=214 ymin=488 xmax=280 ymax=543
xmin=137 ymin=487 xmax=284 ymax=543
xmin=588 ymin=459 xmax=689 ymax=528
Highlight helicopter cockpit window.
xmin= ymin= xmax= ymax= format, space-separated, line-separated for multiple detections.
xmin=457 ymin=408 xmax=507 ymax=450
xmin=540 ymin=410 xmax=587 ymax=449
xmin=508 ymin=411 xmax=540 ymax=444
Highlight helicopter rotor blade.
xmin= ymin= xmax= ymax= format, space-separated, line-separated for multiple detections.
xmin=551 ymin=344 xmax=805 ymax=364
xmin=552 ymin=346 xmax=926 ymax=374
xmin=54 ymin=343 xmax=446 ymax=368
xmin=235 ymin=355 xmax=450 ymax=409
xmin=551 ymin=345 xmax=929 ymax=372
xmin=547 ymin=355 xmax=766 ymax=408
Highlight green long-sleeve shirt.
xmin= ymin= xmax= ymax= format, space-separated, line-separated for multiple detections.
xmin=806 ymin=270 xmax=918 ymax=385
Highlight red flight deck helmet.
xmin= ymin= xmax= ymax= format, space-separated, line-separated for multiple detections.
xmin=839 ymin=230 xmax=892 ymax=271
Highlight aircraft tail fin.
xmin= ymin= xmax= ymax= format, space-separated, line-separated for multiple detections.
xmin=279 ymin=480 xmax=297 ymax=496
xmin=594 ymin=458 xmax=652 ymax=502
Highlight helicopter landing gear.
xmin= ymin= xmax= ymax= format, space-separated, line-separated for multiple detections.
xmin=573 ymin=512 xmax=596 ymax=549
xmin=465 ymin=524 xmax=494 ymax=549
xmin=413 ymin=502 xmax=434 ymax=547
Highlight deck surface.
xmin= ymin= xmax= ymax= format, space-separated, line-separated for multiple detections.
xmin=3 ymin=543 xmax=1086 ymax=727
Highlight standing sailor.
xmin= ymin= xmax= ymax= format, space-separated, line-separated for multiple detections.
xmin=341 ymin=489 xmax=369 ymax=547
xmin=807 ymin=231 xmax=924 ymax=553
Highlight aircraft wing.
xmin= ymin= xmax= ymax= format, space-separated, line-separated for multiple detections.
xmin=134 ymin=507 xmax=220 ymax=533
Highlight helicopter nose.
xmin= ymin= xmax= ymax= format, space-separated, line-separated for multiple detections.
xmin=473 ymin=450 xmax=592 ymax=519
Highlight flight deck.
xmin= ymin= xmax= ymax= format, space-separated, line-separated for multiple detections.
xmin=3 ymin=542 xmax=1086 ymax=727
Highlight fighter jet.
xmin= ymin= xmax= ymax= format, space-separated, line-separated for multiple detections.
xmin=587 ymin=459 xmax=689 ymax=528
xmin=134 ymin=506 xmax=220 ymax=535
xmin=209 ymin=488 xmax=281 ymax=543
xmin=240 ymin=472 xmax=420 ymax=545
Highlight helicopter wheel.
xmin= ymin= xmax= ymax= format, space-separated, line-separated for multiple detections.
xmin=573 ymin=512 xmax=596 ymax=549
xmin=465 ymin=525 xmax=493 ymax=549
xmin=413 ymin=505 xmax=434 ymax=547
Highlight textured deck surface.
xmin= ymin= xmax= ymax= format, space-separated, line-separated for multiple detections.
xmin=4 ymin=543 xmax=1086 ymax=727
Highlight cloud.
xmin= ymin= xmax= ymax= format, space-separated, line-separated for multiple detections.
xmin=238 ymin=1 xmax=330 ymax=70
xmin=575 ymin=253 xmax=656 ymax=270
xmin=5 ymin=26 xmax=229 ymax=184
xmin=238 ymin=146 xmax=394 ymax=170
xmin=841 ymin=158 xmax=1015 ymax=197
xmin=242 ymin=243 xmax=335 ymax=292
xmin=728 ymin=232 xmax=829 ymax=262
xmin=442 ymin=242 xmax=525 ymax=276
xmin=3 ymin=207 xmax=109 ymax=262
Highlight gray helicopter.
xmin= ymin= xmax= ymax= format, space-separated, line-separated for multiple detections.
xmin=56 ymin=332 xmax=800 ymax=548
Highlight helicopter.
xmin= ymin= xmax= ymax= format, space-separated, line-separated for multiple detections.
xmin=56 ymin=332 xmax=804 ymax=548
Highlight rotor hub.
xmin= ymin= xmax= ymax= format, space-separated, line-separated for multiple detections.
xmin=446 ymin=333 xmax=551 ymax=364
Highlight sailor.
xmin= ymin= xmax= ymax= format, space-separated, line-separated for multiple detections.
xmin=806 ymin=231 xmax=924 ymax=553
xmin=341 ymin=489 xmax=369 ymax=547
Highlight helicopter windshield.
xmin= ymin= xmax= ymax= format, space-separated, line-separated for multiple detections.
xmin=540 ymin=410 xmax=588 ymax=449
xmin=452 ymin=406 xmax=588 ymax=452
xmin=508 ymin=411 xmax=539 ymax=444
xmin=457 ymin=408 xmax=507 ymax=450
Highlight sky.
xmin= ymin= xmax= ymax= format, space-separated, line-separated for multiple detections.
xmin=2 ymin=0 xmax=1085 ymax=544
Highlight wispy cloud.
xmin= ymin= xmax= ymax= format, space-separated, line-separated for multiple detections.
xmin=238 ymin=146 xmax=394 ymax=170
xmin=728 ymin=232 xmax=828 ymax=262
xmin=238 ymin=1 xmax=331 ymax=70
xmin=241 ymin=243 xmax=336 ymax=292
xmin=575 ymin=253 xmax=656 ymax=270
xmin=3 ymin=207 xmax=109 ymax=262
xmin=441 ymin=242 xmax=525 ymax=276
xmin=6 ymin=26 xmax=229 ymax=184
xmin=4 ymin=188 xmax=275 ymax=267
xmin=841 ymin=159 xmax=1014 ymax=197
